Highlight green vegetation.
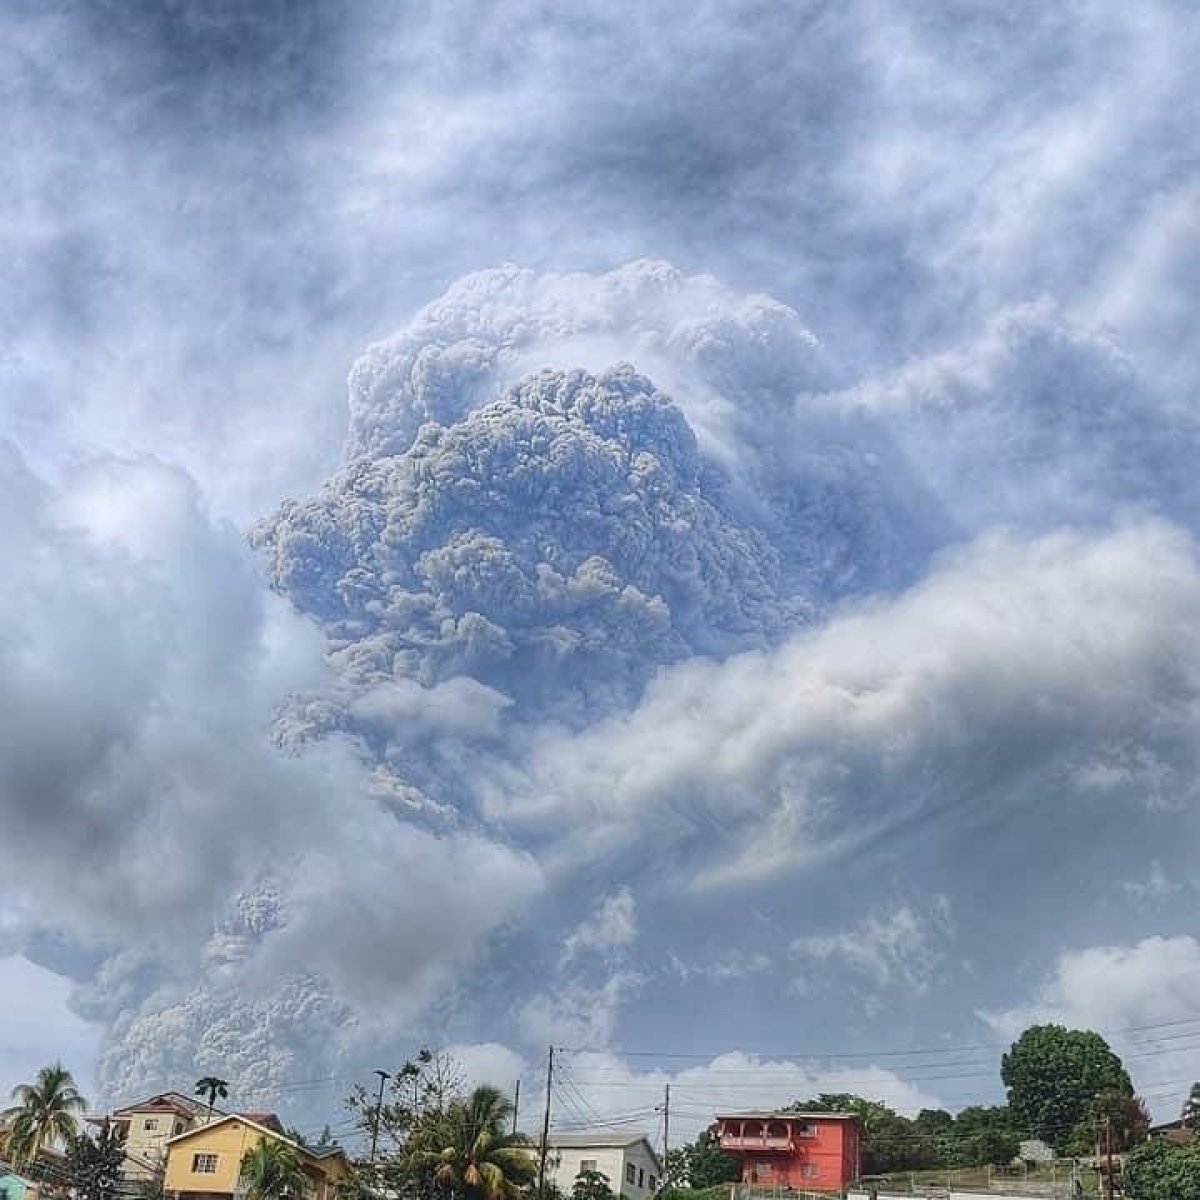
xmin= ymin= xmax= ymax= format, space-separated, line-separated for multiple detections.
xmin=1124 ymin=1137 xmax=1200 ymax=1200
xmin=194 ymin=1076 xmax=230 ymax=1123
xmin=1001 ymin=1025 xmax=1133 ymax=1152
xmin=2 ymin=1063 xmax=87 ymax=1171
xmin=239 ymin=1139 xmax=310 ymax=1200
xmin=665 ymin=1128 xmax=740 ymax=1189
xmin=570 ymin=1168 xmax=618 ymax=1200
xmin=410 ymin=1084 xmax=535 ymax=1200
xmin=66 ymin=1120 xmax=127 ymax=1200
xmin=346 ymin=1059 xmax=534 ymax=1200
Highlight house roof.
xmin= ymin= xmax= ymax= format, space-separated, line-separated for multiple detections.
xmin=164 ymin=1114 xmax=349 ymax=1170
xmin=237 ymin=1113 xmax=285 ymax=1134
xmin=112 ymin=1092 xmax=212 ymax=1120
xmin=716 ymin=1111 xmax=862 ymax=1122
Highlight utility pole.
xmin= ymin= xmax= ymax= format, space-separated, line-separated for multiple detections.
xmin=1104 ymin=1115 xmax=1115 ymax=1200
xmin=514 ymin=1078 xmax=521 ymax=1134
xmin=369 ymin=1069 xmax=391 ymax=1164
xmin=538 ymin=1047 xmax=555 ymax=1200
xmin=661 ymin=1084 xmax=671 ymax=1184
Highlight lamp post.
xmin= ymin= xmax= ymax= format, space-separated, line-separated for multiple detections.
xmin=370 ymin=1070 xmax=391 ymax=1164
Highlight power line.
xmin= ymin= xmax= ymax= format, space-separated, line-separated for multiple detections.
xmin=557 ymin=1012 xmax=1200 ymax=1065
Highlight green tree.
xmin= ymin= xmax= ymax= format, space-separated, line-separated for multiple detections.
xmin=912 ymin=1110 xmax=954 ymax=1169
xmin=571 ymin=1169 xmax=616 ymax=1200
xmin=947 ymin=1106 xmax=1019 ymax=1168
xmin=1124 ymin=1137 xmax=1200 ymax=1200
xmin=408 ymin=1085 xmax=535 ymax=1200
xmin=239 ymin=1139 xmax=310 ymax=1200
xmin=346 ymin=1047 xmax=467 ymax=1167
xmin=678 ymin=1127 xmax=740 ymax=1188
xmin=2 ymin=1063 xmax=87 ymax=1170
xmin=1072 ymin=1089 xmax=1152 ymax=1155
xmin=194 ymin=1077 xmax=229 ymax=1124
xmin=1001 ymin=1025 xmax=1132 ymax=1151
xmin=67 ymin=1120 xmax=127 ymax=1200
xmin=662 ymin=1149 xmax=687 ymax=1190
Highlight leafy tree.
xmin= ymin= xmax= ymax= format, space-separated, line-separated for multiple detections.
xmin=1076 ymin=1089 xmax=1152 ymax=1154
xmin=676 ymin=1127 xmax=740 ymax=1188
xmin=947 ymin=1106 xmax=1019 ymax=1168
xmin=571 ymin=1169 xmax=616 ymax=1200
xmin=662 ymin=1149 xmax=687 ymax=1190
xmin=67 ymin=1121 xmax=127 ymax=1200
xmin=1124 ymin=1137 xmax=1200 ymax=1200
xmin=2 ymin=1063 xmax=87 ymax=1170
xmin=1001 ymin=1025 xmax=1132 ymax=1151
xmin=913 ymin=1110 xmax=954 ymax=1135
xmin=407 ymin=1084 xmax=535 ymax=1200
xmin=346 ymin=1047 xmax=467 ymax=1165
xmin=194 ymin=1077 xmax=229 ymax=1124
xmin=239 ymin=1139 xmax=310 ymax=1200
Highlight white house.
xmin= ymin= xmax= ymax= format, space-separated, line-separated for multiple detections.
xmin=545 ymin=1133 xmax=664 ymax=1199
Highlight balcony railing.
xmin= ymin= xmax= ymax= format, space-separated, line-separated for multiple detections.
xmin=719 ymin=1136 xmax=794 ymax=1152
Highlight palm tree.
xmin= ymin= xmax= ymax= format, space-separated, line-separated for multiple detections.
xmin=239 ymin=1139 xmax=310 ymax=1200
xmin=3 ymin=1063 xmax=87 ymax=1171
xmin=411 ymin=1086 xmax=535 ymax=1200
xmin=194 ymin=1077 xmax=229 ymax=1124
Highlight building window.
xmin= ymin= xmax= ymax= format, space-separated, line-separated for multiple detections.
xmin=144 ymin=1118 xmax=159 ymax=1131
xmin=174 ymin=1123 xmax=183 ymax=1135
xmin=626 ymin=1164 xmax=636 ymax=1185
xmin=796 ymin=1123 xmax=816 ymax=1138
xmin=802 ymin=1165 xmax=820 ymax=1179
xmin=193 ymin=1153 xmax=219 ymax=1174
xmin=579 ymin=1161 xmax=598 ymax=1175
xmin=649 ymin=1178 xmax=658 ymax=1192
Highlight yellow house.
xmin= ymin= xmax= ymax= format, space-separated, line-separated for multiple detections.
xmin=164 ymin=1115 xmax=349 ymax=1200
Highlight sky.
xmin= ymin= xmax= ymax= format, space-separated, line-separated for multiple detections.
xmin=3 ymin=0 xmax=1200 ymax=1148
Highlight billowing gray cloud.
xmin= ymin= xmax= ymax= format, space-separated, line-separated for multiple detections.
xmin=256 ymin=360 xmax=797 ymax=727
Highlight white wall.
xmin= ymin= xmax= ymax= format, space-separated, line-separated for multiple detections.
xmin=547 ymin=1142 xmax=663 ymax=1198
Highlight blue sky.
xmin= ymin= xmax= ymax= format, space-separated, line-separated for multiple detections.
xmin=3 ymin=0 xmax=1200 ymax=1143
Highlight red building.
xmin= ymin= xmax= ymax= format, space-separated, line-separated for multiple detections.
xmin=716 ymin=1111 xmax=863 ymax=1193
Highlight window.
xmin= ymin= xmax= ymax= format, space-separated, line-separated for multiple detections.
xmin=802 ymin=1165 xmax=820 ymax=1179
xmin=193 ymin=1153 xmax=219 ymax=1174
xmin=649 ymin=1179 xmax=658 ymax=1192
xmin=579 ymin=1161 xmax=598 ymax=1175
xmin=638 ymin=1169 xmax=645 ymax=1189
xmin=796 ymin=1123 xmax=816 ymax=1138
xmin=144 ymin=1118 xmax=159 ymax=1131
xmin=626 ymin=1164 xmax=636 ymax=1185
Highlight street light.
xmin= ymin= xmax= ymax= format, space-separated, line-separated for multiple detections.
xmin=369 ymin=1070 xmax=392 ymax=1164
